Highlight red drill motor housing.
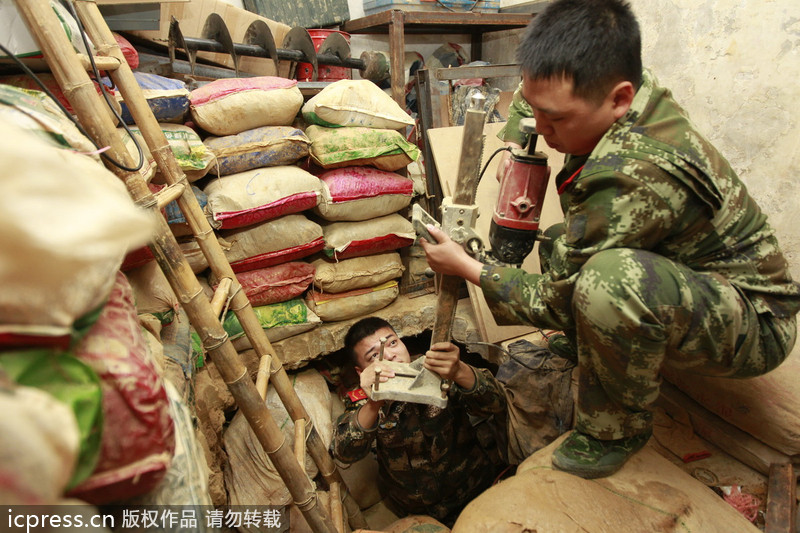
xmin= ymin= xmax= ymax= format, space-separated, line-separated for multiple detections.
xmin=489 ymin=118 xmax=551 ymax=265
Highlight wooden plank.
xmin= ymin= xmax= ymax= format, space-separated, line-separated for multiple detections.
xmin=416 ymin=68 xmax=450 ymax=214
xmin=429 ymin=100 xmax=487 ymax=358
xmin=765 ymin=462 xmax=797 ymax=533
xmin=388 ymin=9 xmax=405 ymax=105
xmin=432 ymin=63 xmax=520 ymax=81
xmin=428 ymin=121 xmax=565 ymax=345
xmin=656 ymin=381 xmax=791 ymax=476
xmin=342 ymin=10 xmax=532 ymax=34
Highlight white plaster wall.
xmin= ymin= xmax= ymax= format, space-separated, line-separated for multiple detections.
xmin=633 ymin=0 xmax=800 ymax=278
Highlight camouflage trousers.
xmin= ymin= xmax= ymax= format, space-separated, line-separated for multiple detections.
xmin=540 ymin=229 xmax=797 ymax=440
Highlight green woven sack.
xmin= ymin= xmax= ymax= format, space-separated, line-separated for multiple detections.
xmin=221 ymin=299 xmax=309 ymax=341
xmin=306 ymin=125 xmax=420 ymax=172
xmin=191 ymin=299 xmax=315 ymax=362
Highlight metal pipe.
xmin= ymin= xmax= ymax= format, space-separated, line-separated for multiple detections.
xmin=180 ymin=36 xmax=366 ymax=69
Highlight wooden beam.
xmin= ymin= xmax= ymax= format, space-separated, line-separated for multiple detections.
xmin=657 ymin=381 xmax=791 ymax=476
xmin=765 ymin=462 xmax=797 ymax=533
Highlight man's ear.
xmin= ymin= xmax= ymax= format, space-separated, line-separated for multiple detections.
xmin=354 ymin=366 xmax=363 ymax=376
xmin=609 ymin=80 xmax=635 ymax=120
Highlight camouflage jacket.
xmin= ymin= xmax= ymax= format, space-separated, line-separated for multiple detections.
xmin=331 ymin=365 xmax=505 ymax=523
xmin=496 ymin=81 xmax=532 ymax=147
xmin=484 ymin=70 xmax=800 ymax=330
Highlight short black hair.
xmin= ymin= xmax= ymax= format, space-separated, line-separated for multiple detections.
xmin=343 ymin=316 xmax=394 ymax=366
xmin=517 ymin=0 xmax=642 ymax=103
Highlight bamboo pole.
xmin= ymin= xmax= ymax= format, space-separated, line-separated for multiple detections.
xmin=70 ymin=2 xmax=367 ymax=529
xmin=154 ymin=182 xmax=186 ymax=209
xmin=209 ymin=277 xmax=232 ymax=317
xmin=256 ymin=353 xmax=271 ymax=399
xmin=330 ymin=481 xmax=345 ymax=533
xmin=295 ymin=418 xmax=307 ymax=473
xmin=14 ymin=2 xmax=337 ymax=531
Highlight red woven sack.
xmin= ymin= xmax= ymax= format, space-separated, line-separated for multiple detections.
xmin=212 ymin=262 xmax=315 ymax=306
xmin=66 ymin=272 xmax=174 ymax=504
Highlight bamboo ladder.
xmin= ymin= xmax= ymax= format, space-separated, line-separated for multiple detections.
xmin=12 ymin=1 xmax=365 ymax=531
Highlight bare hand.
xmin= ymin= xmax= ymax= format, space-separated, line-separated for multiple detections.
xmin=419 ymin=226 xmax=483 ymax=285
xmin=495 ymin=143 xmax=521 ymax=182
xmin=423 ymin=342 xmax=460 ymax=380
xmin=423 ymin=342 xmax=475 ymax=391
xmin=495 ymin=149 xmax=513 ymax=182
xmin=359 ymin=361 xmax=396 ymax=393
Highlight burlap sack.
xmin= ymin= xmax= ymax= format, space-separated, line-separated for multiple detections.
xmin=204 ymin=165 xmax=321 ymax=229
xmin=305 ymin=280 xmax=399 ymax=322
xmin=321 ymin=213 xmax=415 ymax=260
xmin=189 ymin=76 xmax=303 ymax=136
xmin=223 ymin=369 xmax=333 ymax=507
xmin=210 ymin=262 xmax=315 ymax=307
xmin=126 ymin=261 xmax=180 ymax=320
xmin=453 ymin=435 xmax=760 ymax=532
xmin=117 ymin=71 xmax=189 ymax=125
xmin=129 ymin=123 xmax=216 ymax=183
xmin=204 ymin=126 xmax=310 ymax=176
xmin=0 ymin=380 xmax=80 ymax=504
xmin=129 ymin=381 xmax=214 ymax=515
xmin=302 ymin=79 xmax=415 ymax=131
xmin=118 ymin=127 xmax=157 ymax=181
xmin=222 ymin=214 xmax=324 ymax=272
xmin=0 ymin=84 xmax=99 ymax=161
xmin=306 ymin=125 xmax=420 ymax=172
xmin=312 ymin=252 xmax=405 ymax=293
xmin=0 ymin=121 xmax=154 ymax=346
xmin=313 ymin=166 xmax=413 ymax=222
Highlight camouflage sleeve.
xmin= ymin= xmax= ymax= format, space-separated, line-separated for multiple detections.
xmin=331 ymin=401 xmax=377 ymax=464
xmin=454 ymin=366 xmax=507 ymax=417
xmin=480 ymin=168 xmax=680 ymax=330
xmin=496 ymin=82 xmax=532 ymax=146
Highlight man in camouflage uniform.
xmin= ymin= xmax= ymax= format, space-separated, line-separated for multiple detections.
xmin=331 ymin=317 xmax=506 ymax=526
xmin=421 ymin=0 xmax=800 ymax=479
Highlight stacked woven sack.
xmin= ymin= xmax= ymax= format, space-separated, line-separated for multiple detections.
xmin=301 ymin=79 xmax=420 ymax=322
xmin=181 ymin=76 xmax=326 ymax=351
xmin=113 ymin=75 xmax=319 ymax=352
xmin=178 ymin=76 xmax=422 ymax=523
xmin=0 ymin=79 xmax=184 ymax=508
xmin=131 ymin=76 xmax=423 ymax=358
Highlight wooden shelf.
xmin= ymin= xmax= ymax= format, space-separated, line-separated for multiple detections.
xmin=342 ymin=10 xmax=533 ymax=35
xmin=342 ymin=10 xmax=532 ymax=105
